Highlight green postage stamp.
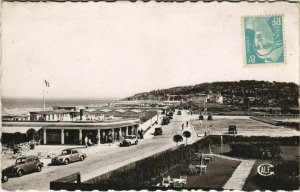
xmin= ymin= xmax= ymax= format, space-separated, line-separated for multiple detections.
xmin=243 ymin=15 xmax=285 ymax=65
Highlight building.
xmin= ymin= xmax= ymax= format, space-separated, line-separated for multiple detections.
xmin=29 ymin=110 xmax=79 ymax=121
xmin=2 ymin=114 xmax=30 ymax=121
xmin=207 ymin=93 xmax=223 ymax=104
xmin=2 ymin=119 xmax=140 ymax=145
xmin=2 ymin=106 xmax=161 ymax=146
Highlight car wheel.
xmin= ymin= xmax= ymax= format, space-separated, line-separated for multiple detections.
xmin=17 ymin=170 xmax=23 ymax=177
xmin=64 ymin=159 xmax=69 ymax=165
xmin=36 ymin=166 xmax=42 ymax=172
xmin=135 ymin=140 xmax=138 ymax=145
xmin=2 ymin=174 xmax=8 ymax=183
xmin=80 ymin=155 xmax=85 ymax=161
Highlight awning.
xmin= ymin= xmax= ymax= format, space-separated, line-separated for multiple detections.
xmin=1 ymin=126 xmax=42 ymax=134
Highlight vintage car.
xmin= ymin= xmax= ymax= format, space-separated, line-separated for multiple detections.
xmin=228 ymin=125 xmax=237 ymax=134
xmin=2 ymin=155 xmax=43 ymax=182
xmin=51 ymin=148 xmax=87 ymax=165
xmin=161 ymin=117 xmax=170 ymax=125
xmin=120 ymin=135 xmax=138 ymax=146
xmin=154 ymin=127 xmax=163 ymax=136
xmin=177 ymin=111 xmax=182 ymax=115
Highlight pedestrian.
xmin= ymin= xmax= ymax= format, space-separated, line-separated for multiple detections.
xmin=88 ymin=138 xmax=93 ymax=146
xmin=186 ymin=121 xmax=189 ymax=127
xmin=182 ymin=123 xmax=184 ymax=130
xmin=84 ymin=136 xmax=88 ymax=148
xmin=140 ymin=129 xmax=144 ymax=139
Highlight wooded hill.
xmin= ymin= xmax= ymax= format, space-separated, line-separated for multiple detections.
xmin=124 ymin=80 xmax=299 ymax=107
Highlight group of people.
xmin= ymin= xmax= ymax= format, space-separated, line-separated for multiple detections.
xmin=84 ymin=136 xmax=94 ymax=147
xmin=182 ymin=121 xmax=189 ymax=130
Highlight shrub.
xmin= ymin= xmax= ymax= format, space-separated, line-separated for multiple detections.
xmin=229 ymin=142 xmax=281 ymax=159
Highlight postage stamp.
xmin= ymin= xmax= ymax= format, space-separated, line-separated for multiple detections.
xmin=243 ymin=15 xmax=285 ymax=65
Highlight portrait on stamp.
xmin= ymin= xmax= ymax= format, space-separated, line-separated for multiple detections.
xmin=244 ymin=15 xmax=284 ymax=65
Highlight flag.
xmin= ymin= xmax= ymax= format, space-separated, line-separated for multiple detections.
xmin=44 ymin=80 xmax=50 ymax=87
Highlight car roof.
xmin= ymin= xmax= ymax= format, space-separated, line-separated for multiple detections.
xmin=17 ymin=155 xmax=38 ymax=159
xmin=63 ymin=148 xmax=81 ymax=151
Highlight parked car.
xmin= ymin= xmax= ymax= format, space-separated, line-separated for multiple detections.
xmin=228 ymin=125 xmax=237 ymax=134
xmin=154 ymin=127 xmax=163 ymax=136
xmin=2 ymin=155 xmax=43 ymax=182
xmin=120 ymin=135 xmax=138 ymax=146
xmin=161 ymin=117 xmax=170 ymax=125
xmin=51 ymin=148 xmax=87 ymax=165
xmin=166 ymin=111 xmax=173 ymax=117
xmin=177 ymin=111 xmax=182 ymax=115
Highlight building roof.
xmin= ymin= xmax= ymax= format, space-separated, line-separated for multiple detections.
xmin=99 ymin=109 xmax=112 ymax=113
xmin=2 ymin=119 xmax=140 ymax=129
xmin=131 ymin=109 xmax=142 ymax=113
xmin=88 ymin=110 xmax=104 ymax=115
xmin=115 ymin=109 xmax=127 ymax=113
xmin=2 ymin=114 xmax=29 ymax=118
xmin=30 ymin=110 xmax=73 ymax=115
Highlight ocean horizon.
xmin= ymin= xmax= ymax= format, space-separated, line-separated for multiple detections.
xmin=1 ymin=97 xmax=119 ymax=110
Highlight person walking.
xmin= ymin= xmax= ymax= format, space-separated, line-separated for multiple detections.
xmin=186 ymin=121 xmax=189 ymax=127
xmin=84 ymin=136 xmax=88 ymax=148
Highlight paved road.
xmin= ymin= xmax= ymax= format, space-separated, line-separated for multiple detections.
xmin=2 ymin=110 xmax=195 ymax=191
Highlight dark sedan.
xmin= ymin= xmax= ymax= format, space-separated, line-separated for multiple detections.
xmin=2 ymin=155 xmax=43 ymax=183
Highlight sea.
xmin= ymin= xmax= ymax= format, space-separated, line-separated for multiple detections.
xmin=1 ymin=98 xmax=118 ymax=113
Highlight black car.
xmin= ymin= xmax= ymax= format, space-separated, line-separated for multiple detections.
xmin=154 ymin=127 xmax=163 ymax=136
xmin=161 ymin=117 xmax=170 ymax=125
xmin=177 ymin=111 xmax=182 ymax=115
xmin=228 ymin=125 xmax=237 ymax=134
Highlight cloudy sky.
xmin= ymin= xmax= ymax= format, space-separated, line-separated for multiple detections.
xmin=2 ymin=2 xmax=299 ymax=99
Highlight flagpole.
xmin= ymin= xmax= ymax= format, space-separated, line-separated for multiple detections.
xmin=43 ymin=82 xmax=45 ymax=110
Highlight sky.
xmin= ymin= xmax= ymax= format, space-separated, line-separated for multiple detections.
xmin=2 ymin=2 xmax=299 ymax=99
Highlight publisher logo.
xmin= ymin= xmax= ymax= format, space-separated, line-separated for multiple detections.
xmin=257 ymin=163 xmax=275 ymax=176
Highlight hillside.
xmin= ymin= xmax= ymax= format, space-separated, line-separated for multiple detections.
xmin=124 ymin=80 xmax=299 ymax=107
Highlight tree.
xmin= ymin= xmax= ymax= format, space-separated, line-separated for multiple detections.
xmin=183 ymin=131 xmax=191 ymax=145
xmin=26 ymin=128 xmax=36 ymax=141
xmin=173 ymin=135 xmax=183 ymax=147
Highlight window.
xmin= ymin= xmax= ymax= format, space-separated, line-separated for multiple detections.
xmin=62 ymin=150 xmax=71 ymax=155
xmin=71 ymin=150 xmax=78 ymax=154
xmin=26 ymin=158 xmax=33 ymax=163
xmin=16 ymin=158 xmax=26 ymax=164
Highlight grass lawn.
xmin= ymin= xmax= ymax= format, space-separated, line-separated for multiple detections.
xmin=242 ymin=160 xmax=267 ymax=191
xmin=154 ymin=156 xmax=240 ymax=189
xmin=243 ymin=145 xmax=300 ymax=191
